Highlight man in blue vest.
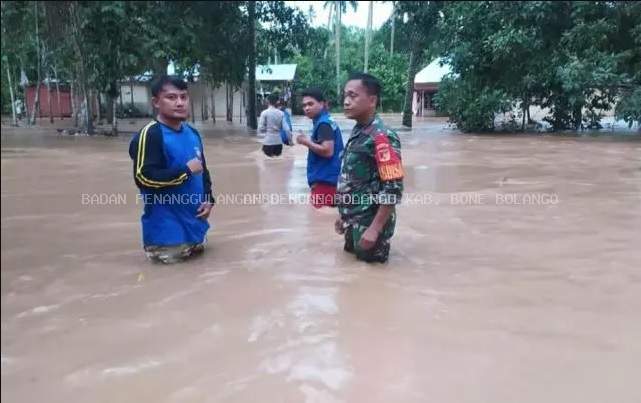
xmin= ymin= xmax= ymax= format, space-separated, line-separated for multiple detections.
xmin=296 ymin=88 xmax=344 ymax=208
xmin=128 ymin=75 xmax=214 ymax=264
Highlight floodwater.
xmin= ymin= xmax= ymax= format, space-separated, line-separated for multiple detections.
xmin=2 ymin=116 xmax=640 ymax=403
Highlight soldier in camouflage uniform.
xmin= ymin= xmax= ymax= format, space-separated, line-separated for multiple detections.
xmin=336 ymin=73 xmax=404 ymax=263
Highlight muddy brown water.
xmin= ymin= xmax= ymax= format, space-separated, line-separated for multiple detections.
xmin=2 ymin=117 xmax=640 ymax=403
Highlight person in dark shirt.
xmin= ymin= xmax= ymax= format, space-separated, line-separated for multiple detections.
xmin=295 ymin=88 xmax=344 ymax=208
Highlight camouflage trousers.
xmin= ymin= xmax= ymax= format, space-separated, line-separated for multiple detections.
xmin=342 ymin=212 xmax=396 ymax=263
xmin=144 ymin=243 xmax=205 ymax=264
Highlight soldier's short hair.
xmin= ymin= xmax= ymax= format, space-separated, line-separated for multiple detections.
xmin=347 ymin=72 xmax=382 ymax=102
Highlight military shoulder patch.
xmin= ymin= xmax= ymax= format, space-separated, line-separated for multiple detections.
xmin=373 ymin=133 xmax=404 ymax=181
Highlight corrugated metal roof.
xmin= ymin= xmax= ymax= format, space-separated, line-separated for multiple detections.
xmin=256 ymin=64 xmax=297 ymax=81
xmin=414 ymin=59 xmax=451 ymax=84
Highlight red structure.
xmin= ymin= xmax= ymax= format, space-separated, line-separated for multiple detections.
xmin=25 ymin=84 xmax=73 ymax=118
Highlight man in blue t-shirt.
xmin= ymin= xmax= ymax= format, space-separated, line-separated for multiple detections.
xmin=129 ymin=75 xmax=214 ymax=264
xmin=295 ymin=88 xmax=344 ymax=208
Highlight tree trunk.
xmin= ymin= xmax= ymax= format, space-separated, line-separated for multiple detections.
xmin=46 ymin=75 xmax=53 ymax=124
xmin=226 ymin=83 xmax=234 ymax=122
xmin=390 ymin=2 xmax=395 ymax=56
xmin=247 ymin=1 xmax=257 ymax=129
xmin=388 ymin=1 xmax=396 ymax=112
xmin=77 ymin=77 xmax=93 ymax=134
xmin=106 ymin=94 xmax=114 ymax=125
xmin=522 ymin=101 xmax=527 ymax=131
xmin=96 ymin=90 xmax=102 ymax=124
xmin=201 ymin=95 xmax=205 ymax=121
xmin=228 ymin=87 xmax=234 ymax=122
xmin=190 ymin=95 xmax=195 ymax=123
xmin=238 ymin=91 xmax=242 ymax=124
xmin=335 ymin=5 xmax=341 ymax=105
xmin=154 ymin=59 xmax=168 ymax=77
xmin=79 ymin=98 xmax=87 ymax=132
xmin=83 ymin=86 xmax=93 ymax=134
xmin=106 ymin=82 xmax=117 ymax=125
xmin=225 ymin=83 xmax=229 ymax=122
xmin=111 ymin=96 xmax=118 ymax=136
xmin=69 ymin=2 xmax=93 ymax=134
xmin=211 ymin=87 xmax=216 ymax=124
xmin=573 ymin=106 xmax=582 ymax=130
xmin=364 ymin=1 xmax=373 ymax=73
xmin=71 ymin=81 xmax=78 ymax=127
xmin=29 ymin=1 xmax=41 ymax=126
xmin=20 ymin=64 xmax=28 ymax=120
xmin=129 ymin=79 xmax=134 ymax=107
xmin=6 ymin=64 xmax=18 ymax=126
xmin=53 ymin=66 xmax=62 ymax=120
xmin=402 ymin=45 xmax=420 ymax=128
xmin=324 ymin=4 xmax=333 ymax=60
xmin=29 ymin=81 xmax=42 ymax=125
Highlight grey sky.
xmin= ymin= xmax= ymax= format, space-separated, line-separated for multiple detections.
xmin=285 ymin=1 xmax=394 ymax=30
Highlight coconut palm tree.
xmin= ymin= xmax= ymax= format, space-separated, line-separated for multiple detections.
xmin=323 ymin=1 xmax=357 ymax=103
xmin=364 ymin=1 xmax=373 ymax=72
xmin=390 ymin=1 xmax=396 ymax=56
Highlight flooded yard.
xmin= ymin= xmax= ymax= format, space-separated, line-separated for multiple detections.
xmin=2 ymin=117 xmax=640 ymax=403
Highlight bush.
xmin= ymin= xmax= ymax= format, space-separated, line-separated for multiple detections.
xmin=116 ymin=103 xmax=148 ymax=118
xmin=435 ymin=76 xmax=512 ymax=132
xmin=615 ymin=87 xmax=641 ymax=128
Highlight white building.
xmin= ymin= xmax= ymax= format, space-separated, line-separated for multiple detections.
xmin=413 ymin=58 xmax=452 ymax=117
xmin=116 ymin=64 xmax=297 ymax=121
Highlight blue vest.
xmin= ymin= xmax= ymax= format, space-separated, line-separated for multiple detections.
xmin=140 ymin=123 xmax=209 ymax=246
xmin=307 ymin=111 xmax=344 ymax=187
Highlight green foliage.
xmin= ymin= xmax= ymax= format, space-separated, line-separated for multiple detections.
xmin=290 ymin=26 xmax=360 ymax=109
xmin=396 ymin=1 xmax=444 ymax=127
xmin=436 ymin=1 xmax=641 ymax=132
xmin=116 ymin=102 xmax=147 ymax=119
xmin=190 ymin=1 xmax=249 ymax=87
xmin=615 ymin=87 xmax=641 ymax=127
xmin=256 ymin=1 xmax=310 ymax=64
xmin=0 ymin=1 xmax=309 ymax=119
xmin=436 ymin=76 xmax=512 ymax=132
xmin=369 ymin=44 xmax=408 ymax=112
xmin=292 ymin=52 xmax=337 ymax=108
xmin=81 ymin=2 xmax=145 ymax=95
xmin=373 ymin=8 xmax=411 ymax=57
xmin=3 ymin=1 xmax=638 ymax=130
xmin=291 ymin=25 xmax=406 ymax=112
xmin=1 ymin=1 xmax=39 ymax=112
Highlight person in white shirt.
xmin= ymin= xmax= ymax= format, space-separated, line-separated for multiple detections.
xmin=258 ymin=94 xmax=292 ymax=157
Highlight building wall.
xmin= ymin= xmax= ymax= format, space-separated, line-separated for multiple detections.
xmin=119 ymin=83 xmax=153 ymax=115
xmin=25 ymin=85 xmax=73 ymax=118
xmin=25 ymin=81 xmax=258 ymax=122
xmin=187 ymin=82 xmax=245 ymax=121
xmin=413 ymin=89 xmax=440 ymax=117
xmin=117 ymin=81 xmax=245 ymax=121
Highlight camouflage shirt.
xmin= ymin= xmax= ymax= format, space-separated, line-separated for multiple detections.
xmin=337 ymin=115 xmax=404 ymax=220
